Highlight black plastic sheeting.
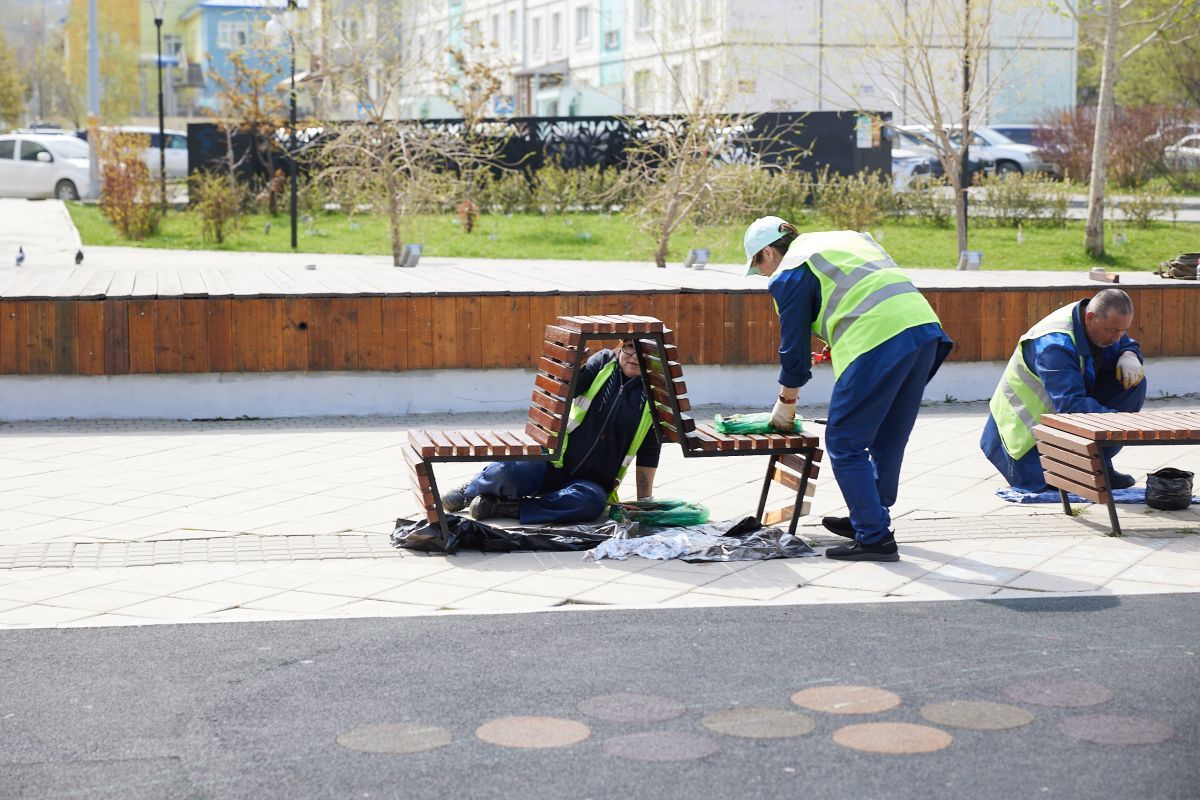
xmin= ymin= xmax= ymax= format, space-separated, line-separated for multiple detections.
xmin=390 ymin=514 xmax=816 ymax=562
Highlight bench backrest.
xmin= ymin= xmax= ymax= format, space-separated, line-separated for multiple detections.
xmin=530 ymin=315 xmax=671 ymax=459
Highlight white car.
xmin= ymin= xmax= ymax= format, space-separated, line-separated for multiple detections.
xmin=104 ymin=126 xmax=189 ymax=179
xmin=1164 ymin=134 xmax=1200 ymax=171
xmin=891 ymin=146 xmax=936 ymax=190
xmin=0 ymin=131 xmax=93 ymax=200
xmin=901 ymin=124 xmax=1060 ymax=177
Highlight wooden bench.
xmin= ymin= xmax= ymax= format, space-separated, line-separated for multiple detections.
xmin=1033 ymin=410 xmax=1200 ymax=535
xmin=632 ymin=330 xmax=824 ymax=538
xmin=404 ymin=314 xmax=671 ymax=538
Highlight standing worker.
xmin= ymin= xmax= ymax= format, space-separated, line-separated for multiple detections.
xmin=981 ymin=288 xmax=1146 ymax=492
xmin=744 ymin=219 xmax=953 ymax=562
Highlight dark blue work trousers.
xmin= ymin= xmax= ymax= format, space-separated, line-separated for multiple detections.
xmin=464 ymin=461 xmax=609 ymax=524
xmin=824 ymin=338 xmax=940 ymax=545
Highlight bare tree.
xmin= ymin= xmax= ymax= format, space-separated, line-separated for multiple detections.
xmin=812 ymin=1 xmax=1053 ymax=257
xmin=1067 ymin=0 xmax=1200 ymax=256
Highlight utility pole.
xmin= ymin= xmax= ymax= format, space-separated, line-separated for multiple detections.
xmin=960 ymin=0 xmax=971 ymax=251
xmin=87 ymin=0 xmax=99 ymax=198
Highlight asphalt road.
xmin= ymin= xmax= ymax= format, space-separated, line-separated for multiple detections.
xmin=2 ymin=594 xmax=1198 ymax=800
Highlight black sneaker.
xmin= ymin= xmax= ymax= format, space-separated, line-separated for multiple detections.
xmin=821 ymin=516 xmax=855 ymax=538
xmin=825 ymin=538 xmax=899 ymax=562
xmin=441 ymin=485 xmax=469 ymax=513
xmin=469 ymin=494 xmax=521 ymax=521
xmin=1108 ymin=471 xmax=1136 ymax=490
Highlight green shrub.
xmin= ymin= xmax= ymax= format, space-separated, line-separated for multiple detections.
xmin=477 ymin=170 xmax=534 ymax=214
xmin=976 ymin=172 xmax=1070 ymax=228
xmin=97 ymin=132 xmax=162 ymax=240
xmin=1113 ymin=180 xmax=1177 ymax=228
xmin=812 ymin=167 xmax=893 ymax=231
xmin=895 ymin=176 xmax=954 ymax=228
xmin=190 ymin=171 xmax=245 ymax=244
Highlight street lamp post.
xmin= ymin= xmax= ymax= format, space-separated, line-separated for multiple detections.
xmin=267 ymin=1 xmax=299 ymax=250
xmin=152 ymin=0 xmax=167 ymax=209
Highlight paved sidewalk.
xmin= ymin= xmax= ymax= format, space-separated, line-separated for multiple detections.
xmin=0 ymin=399 xmax=1197 ymax=629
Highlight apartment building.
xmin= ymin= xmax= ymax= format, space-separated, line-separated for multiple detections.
xmin=395 ymin=0 xmax=1076 ymax=123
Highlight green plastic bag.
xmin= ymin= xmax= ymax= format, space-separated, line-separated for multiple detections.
xmin=609 ymin=498 xmax=710 ymax=526
xmin=713 ymin=412 xmax=804 ymax=434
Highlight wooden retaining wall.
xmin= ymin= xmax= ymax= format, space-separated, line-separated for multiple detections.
xmin=0 ymin=286 xmax=1196 ymax=376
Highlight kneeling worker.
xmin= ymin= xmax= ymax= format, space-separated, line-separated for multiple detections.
xmin=440 ymin=340 xmax=660 ymax=524
xmin=981 ymin=287 xmax=1147 ymax=492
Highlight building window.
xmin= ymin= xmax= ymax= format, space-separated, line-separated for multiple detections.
xmin=466 ymin=20 xmax=482 ymax=46
xmin=531 ymin=16 xmax=542 ymax=55
xmin=604 ymin=29 xmax=620 ymax=50
xmin=163 ymin=34 xmax=183 ymax=57
xmin=633 ymin=69 xmax=652 ymax=109
xmin=551 ymin=12 xmax=561 ymax=54
xmin=636 ymin=0 xmax=651 ymax=31
xmin=575 ymin=6 xmax=590 ymax=44
xmin=491 ymin=13 xmax=500 ymax=46
xmin=670 ymin=63 xmax=683 ymax=107
xmin=216 ymin=21 xmax=250 ymax=50
xmin=509 ymin=10 xmax=518 ymax=49
xmin=701 ymin=0 xmax=716 ymax=23
xmin=699 ymin=59 xmax=712 ymax=98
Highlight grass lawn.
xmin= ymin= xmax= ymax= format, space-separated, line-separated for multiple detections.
xmin=68 ymin=203 xmax=1198 ymax=271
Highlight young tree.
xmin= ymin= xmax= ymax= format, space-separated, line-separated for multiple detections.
xmin=0 ymin=32 xmax=26 ymax=127
xmin=798 ymin=0 xmax=1052 ymax=258
xmin=1067 ymin=0 xmax=1200 ymax=256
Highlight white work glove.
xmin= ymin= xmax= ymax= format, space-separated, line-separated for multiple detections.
xmin=1116 ymin=351 xmax=1144 ymax=389
xmin=770 ymin=397 xmax=797 ymax=431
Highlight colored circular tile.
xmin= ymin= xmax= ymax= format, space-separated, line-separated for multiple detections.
xmin=920 ymin=700 xmax=1035 ymax=731
xmin=833 ymin=722 xmax=953 ymax=754
xmin=475 ymin=716 xmax=591 ymax=749
xmin=701 ymin=707 xmax=816 ymax=739
xmin=578 ymin=693 xmax=687 ymax=723
xmin=603 ymin=731 xmax=721 ymax=762
xmin=336 ymin=722 xmax=452 ymax=754
xmin=1004 ymin=680 xmax=1113 ymax=708
xmin=1060 ymin=715 xmax=1175 ymax=746
xmin=791 ymin=685 xmax=902 ymax=715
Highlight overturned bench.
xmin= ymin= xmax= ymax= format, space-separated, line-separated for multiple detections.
xmin=1033 ymin=410 xmax=1200 ymax=535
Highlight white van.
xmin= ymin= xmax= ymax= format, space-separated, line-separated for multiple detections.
xmin=106 ymin=126 xmax=189 ymax=179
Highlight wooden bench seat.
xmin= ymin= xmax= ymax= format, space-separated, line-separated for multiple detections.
xmin=1033 ymin=411 xmax=1200 ymax=535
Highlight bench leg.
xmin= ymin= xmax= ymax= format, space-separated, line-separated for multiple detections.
xmin=424 ymin=461 xmax=453 ymax=544
xmin=1058 ymin=489 xmax=1071 ymax=517
xmin=756 ymin=455 xmax=778 ymax=522
xmin=788 ymin=450 xmax=815 ymax=538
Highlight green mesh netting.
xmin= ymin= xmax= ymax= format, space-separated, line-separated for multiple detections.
xmin=713 ymin=412 xmax=805 ymax=434
xmin=609 ymin=498 xmax=711 ymax=527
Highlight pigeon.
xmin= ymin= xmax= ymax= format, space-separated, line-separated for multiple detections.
xmin=15 ymin=246 xmax=24 ymax=267
xmin=74 ymin=248 xmax=84 ymax=265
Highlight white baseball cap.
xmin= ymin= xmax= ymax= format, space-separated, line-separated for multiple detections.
xmin=743 ymin=216 xmax=791 ymax=276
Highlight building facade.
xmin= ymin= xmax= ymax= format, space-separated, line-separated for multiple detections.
xmin=389 ymin=0 xmax=1076 ymax=123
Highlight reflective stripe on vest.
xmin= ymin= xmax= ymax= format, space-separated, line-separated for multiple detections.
xmin=987 ymin=303 xmax=1078 ymax=460
xmin=774 ymin=231 xmax=940 ymax=378
xmin=552 ymin=358 xmax=654 ymax=504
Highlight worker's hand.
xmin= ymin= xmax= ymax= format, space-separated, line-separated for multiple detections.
xmin=770 ymin=398 xmax=797 ymax=431
xmin=1116 ymin=351 xmax=1144 ymax=389
xmin=812 ymin=345 xmax=831 ymax=366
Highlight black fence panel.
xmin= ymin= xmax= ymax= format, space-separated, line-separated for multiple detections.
xmin=188 ymin=110 xmax=892 ymax=182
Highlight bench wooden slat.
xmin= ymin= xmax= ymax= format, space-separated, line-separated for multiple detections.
xmin=1039 ymin=454 xmax=1105 ymax=489
xmin=407 ymin=429 xmax=439 ymax=458
xmin=534 ymin=372 xmax=570 ymax=400
xmin=1032 ymin=424 xmax=1098 ymax=453
xmin=1043 ymin=471 xmax=1111 ymax=504
xmin=527 ymin=403 xmax=563 ymax=435
xmin=537 ymin=355 xmax=575 ymax=383
xmin=542 ymin=339 xmax=579 ymax=366
xmin=543 ymin=324 xmax=582 ymax=347
xmin=401 ymin=444 xmax=428 ymax=475
xmin=479 ymin=431 xmax=510 ymax=454
xmin=770 ymin=466 xmax=818 ymax=496
xmin=523 ymin=421 xmax=556 ymax=450
xmin=531 ymin=388 xmax=567 ymax=417
xmin=1037 ymin=441 xmax=1103 ymax=473
xmin=763 ymin=501 xmax=812 ymax=527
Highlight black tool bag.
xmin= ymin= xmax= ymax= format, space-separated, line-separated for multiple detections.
xmin=1145 ymin=468 xmax=1195 ymax=511
xmin=1156 ymin=253 xmax=1199 ymax=280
